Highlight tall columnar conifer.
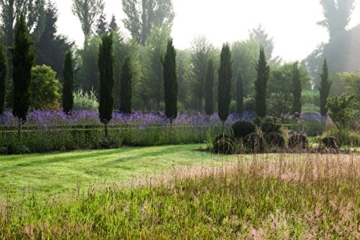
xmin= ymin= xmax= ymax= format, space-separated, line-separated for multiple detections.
xmin=319 ymin=59 xmax=332 ymax=116
xmin=205 ymin=59 xmax=214 ymax=116
xmin=0 ymin=43 xmax=8 ymax=115
xmin=62 ymin=50 xmax=74 ymax=114
xmin=292 ymin=62 xmax=302 ymax=114
xmin=162 ymin=38 xmax=178 ymax=122
xmin=98 ymin=33 xmax=114 ymax=137
xmin=255 ymin=46 xmax=270 ymax=118
xmin=218 ymin=43 xmax=232 ymax=130
xmin=235 ymin=67 xmax=244 ymax=114
xmin=10 ymin=12 xmax=36 ymax=137
xmin=120 ymin=56 xmax=133 ymax=114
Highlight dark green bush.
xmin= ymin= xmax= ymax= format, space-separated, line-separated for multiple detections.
xmin=266 ymin=132 xmax=286 ymax=148
xmin=260 ymin=117 xmax=282 ymax=134
xmin=288 ymin=134 xmax=308 ymax=149
xmin=321 ymin=136 xmax=340 ymax=149
xmin=231 ymin=120 xmax=256 ymax=139
xmin=244 ymin=133 xmax=266 ymax=153
xmin=213 ymin=134 xmax=236 ymax=154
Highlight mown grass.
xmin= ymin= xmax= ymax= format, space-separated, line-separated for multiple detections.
xmin=0 ymin=144 xmax=242 ymax=202
xmin=1 ymin=147 xmax=360 ymax=238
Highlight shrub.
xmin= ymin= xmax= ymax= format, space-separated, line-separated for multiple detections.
xmin=73 ymin=88 xmax=99 ymax=110
xmin=231 ymin=120 xmax=256 ymax=139
xmin=260 ymin=117 xmax=282 ymax=133
xmin=244 ymin=132 xmax=265 ymax=153
xmin=321 ymin=136 xmax=340 ymax=150
xmin=266 ymin=132 xmax=286 ymax=148
xmin=213 ymin=134 xmax=236 ymax=154
xmin=288 ymin=134 xmax=308 ymax=149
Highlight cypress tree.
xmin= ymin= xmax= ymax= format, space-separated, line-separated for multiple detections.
xmin=98 ymin=33 xmax=114 ymax=137
xmin=235 ymin=67 xmax=244 ymax=114
xmin=205 ymin=59 xmax=214 ymax=116
xmin=120 ymin=56 xmax=132 ymax=114
xmin=292 ymin=62 xmax=302 ymax=114
xmin=319 ymin=59 xmax=332 ymax=116
xmin=255 ymin=46 xmax=270 ymax=118
xmin=10 ymin=12 xmax=36 ymax=137
xmin=218 ymin=43 xmax=232 ymax=130
xmin=0 ymin=43 xmax=8 ymax=115
xmin=162 ymin=38 xmax=178 ymax=122
xmin=62 ymin=50 xmax=74 ymax=114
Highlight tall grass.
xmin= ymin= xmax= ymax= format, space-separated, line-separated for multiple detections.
xmin=1 ymin=153 xmax=359 ymax=238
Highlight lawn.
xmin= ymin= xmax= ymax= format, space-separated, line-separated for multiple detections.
xmin=1 ymin=145 xmax=360 ymax=238
xmin=0 ymin=144 xmax=248 ymax=202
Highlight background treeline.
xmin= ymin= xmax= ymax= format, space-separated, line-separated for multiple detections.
xmin=0 ymin=0 xmax=359 ymax=117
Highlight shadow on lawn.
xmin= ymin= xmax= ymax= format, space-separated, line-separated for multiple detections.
xmin=0 ymin=147 xmax=139 ymax=172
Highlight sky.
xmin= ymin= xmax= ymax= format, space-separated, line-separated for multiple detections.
xmin=56 ymin=0 xmax=360 ymax=62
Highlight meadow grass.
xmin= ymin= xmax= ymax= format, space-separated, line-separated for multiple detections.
xmin=1 ymin=146 xmax=360 ymax=238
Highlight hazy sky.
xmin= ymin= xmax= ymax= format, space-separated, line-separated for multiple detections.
xmin=56 ymin=0 xmax=360 ymax=62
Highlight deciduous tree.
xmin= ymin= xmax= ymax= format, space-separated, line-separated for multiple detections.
xmin=292 ymin=62 xmax=302 ymax=114
xmin=72 ymin=0 xmax=105 ymax=47
xmin=205 ymin=59 xmax=214 ymax=116
xmin=120 ymin=56 xmax=133 ymax=114
xmin=235 ymin=68 xmax=244 ymax=114
xmin=122 ymin=0 xmax=174 ymax=46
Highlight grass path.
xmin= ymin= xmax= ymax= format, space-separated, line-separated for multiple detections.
xmin=0 ymin=144 xmax=250 ymax=201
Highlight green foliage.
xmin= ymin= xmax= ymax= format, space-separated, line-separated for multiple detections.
xmin=73 ymin=88 xmax=99 ymax=110
xmin=324 ymin=129 xmax=360 ymax=146
xmin=212 ymin=134 xmax=236 ymax=154
xmin=63 ymin=50 xmax=75 ymax=113
xmin=176 ymin=50 xmax=192 ymax=109
xmin=231 ymin=39 xmax=259 ymax=99
xmin=205 ymin=59 xmax=214 ymax=115
xmin=76 ymin=36 xmax=101 ymax=92
xmin=244 ymin=132 xmax=266 ymax=153
xmin=268 ymin=63 xmax=310 ymax=116
xmin=30 ymin=65 xmax=61 ymax=110
xmin=139 ymin=27 xmax=169 ymax=111
xmin=260 ymin=117 xmax=282 ymax=134
xmin=255 ymin=46 xmax=270 ymax=118
xmin=191 ymin=36 xmax=213 ymax=111
xmin=162 ymin=38 xmax=178 ymax=121
xmin=318 ymin=59 xmax=332 ymax=116
xmin=0 ymin=43 xmax=8 ymax=114
xmin=36 ymin=2 xmax=73 ymax=81
xmin=235 ymin=68 xmax=244 ymax=114
xmin=292 ymin=62 xmax=302 ymax=114
xmin=288 ymin=134 xmax=308 ymax=149
xmin=231 ymin=120 xmax=256 ymax=139
xmin=71 ymin=0 xmax=105 ymax=46
xmin=265 ymin=132 xmax=285 ymax=148
xmin=98 ymin=33 xmax=114 ymax=128
xmin=321 ymin=136 xmax=340 ymax=149
xmin=338 ymin=72 xmax=360 ymax=102
xmin=122 ymin=0 xmax=175 ymax=46
xmin=326 ymin=94 xmax=355 ymax=130
xmin=120 ymin=57 xmax=133 ymax=114
xmin=11 ymin=12 xmax=36 ymax=123
xmin=218 ymin=43 xmax=232 ymax=124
